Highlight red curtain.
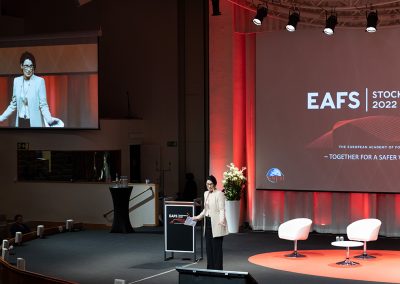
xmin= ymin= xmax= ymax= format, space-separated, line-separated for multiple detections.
xmin=209 ymin=0 xmax=400 ymax=235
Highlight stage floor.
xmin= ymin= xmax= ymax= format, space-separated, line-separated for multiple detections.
xmin=8 ymin=228 xmax=400 ymax=284
xmin=249 ymin=249 xmax=400 ymax=283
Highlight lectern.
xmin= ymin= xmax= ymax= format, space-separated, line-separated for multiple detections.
xmin=109 ymin=186 xmax=134 ymax=233
xmin=164 ymin=200 xmax=203 ymax=261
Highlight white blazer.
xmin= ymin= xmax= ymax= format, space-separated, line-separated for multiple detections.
xmin=1 ymin=75 xmax=52 ymax=127
xmin=197 ymin=190 xmax=229 ymax=238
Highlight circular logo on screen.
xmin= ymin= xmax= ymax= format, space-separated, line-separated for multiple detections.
xmin=266 ymin=168 xmax=285 ymax=184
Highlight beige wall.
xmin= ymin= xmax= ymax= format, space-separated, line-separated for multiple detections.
xmin=0 ymin=119 xmax=143 ymax=223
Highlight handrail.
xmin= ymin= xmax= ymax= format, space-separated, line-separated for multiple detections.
xmin=103 ymin=186 xmax=153 ymax=218
xmin=1 ymin=226 xmax=80 ymax=284
xmin=6 ymin=223 xmax=83 ymax=245
xmin=0 ymin=257 xmax=78 ymax=284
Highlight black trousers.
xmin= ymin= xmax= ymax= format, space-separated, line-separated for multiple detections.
xmin=205 ymin=216 xmax=224 ymax=270
xmin=18 ymin=117 xmax=31 ymax=128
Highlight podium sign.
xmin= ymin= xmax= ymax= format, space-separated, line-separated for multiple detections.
xmin=164 ymin=201 xmax=195 ymax=253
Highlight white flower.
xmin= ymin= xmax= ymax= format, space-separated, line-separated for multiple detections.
xmin=222 ymin=162 xmax=247 ymax=201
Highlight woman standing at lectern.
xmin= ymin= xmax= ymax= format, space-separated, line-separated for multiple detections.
xmin=193 ymin=175 xmax=229 ymax=270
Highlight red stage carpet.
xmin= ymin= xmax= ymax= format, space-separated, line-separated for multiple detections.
xmin=249 ymin=250 xmax=400 ymax=283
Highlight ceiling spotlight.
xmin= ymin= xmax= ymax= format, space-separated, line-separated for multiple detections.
xmin=211 ymin=0 xmax=221 ymax=16
xmin=286 ymin=8 xmax=300 ymax=32
xmin=324 ymin=12 xmax=338 ymax=35
xmin=253 ymin=6 xmax=268 ymax=26
xmin=366 ymin=10 xmax=378 ymax=32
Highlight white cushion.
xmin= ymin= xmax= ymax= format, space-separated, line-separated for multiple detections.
xmin=347 ymin=218 xmax=381 ymax=242
xmin=278 ymin=218 xmax=312 ymax=241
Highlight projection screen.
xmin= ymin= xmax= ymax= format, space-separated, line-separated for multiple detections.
xmin=256 ymin=28 xmax=400 ymax=193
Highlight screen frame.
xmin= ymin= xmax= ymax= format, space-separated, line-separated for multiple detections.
xmin=255 ymin=28 xmax=400 ymax=194
xmin=0 ymin=31 xmax=101 ymax=130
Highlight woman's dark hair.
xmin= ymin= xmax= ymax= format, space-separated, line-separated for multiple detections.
xmin=20 ymin=51 xmax=36 ymax=68
xmin=206 ymin=175 xmax=217 ymax=186
xmin=14 ymin=214 xmax=23 ymax=221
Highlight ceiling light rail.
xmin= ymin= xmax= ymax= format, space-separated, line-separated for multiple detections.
xmin=233 ymin=0 xmax=400 ymax=31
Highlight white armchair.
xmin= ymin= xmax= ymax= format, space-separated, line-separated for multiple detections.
xmin=346 ymin=218 xmax=381 ymax=259
xmin=278 ymin=218 xmax=312 ymax=258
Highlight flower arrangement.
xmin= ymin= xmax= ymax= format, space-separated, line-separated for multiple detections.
xmin=222 ymin=163 xmax=247 ymax=201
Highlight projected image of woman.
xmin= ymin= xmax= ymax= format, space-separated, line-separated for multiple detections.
xmin=0 ymin=51 xmax=62 ymax=127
